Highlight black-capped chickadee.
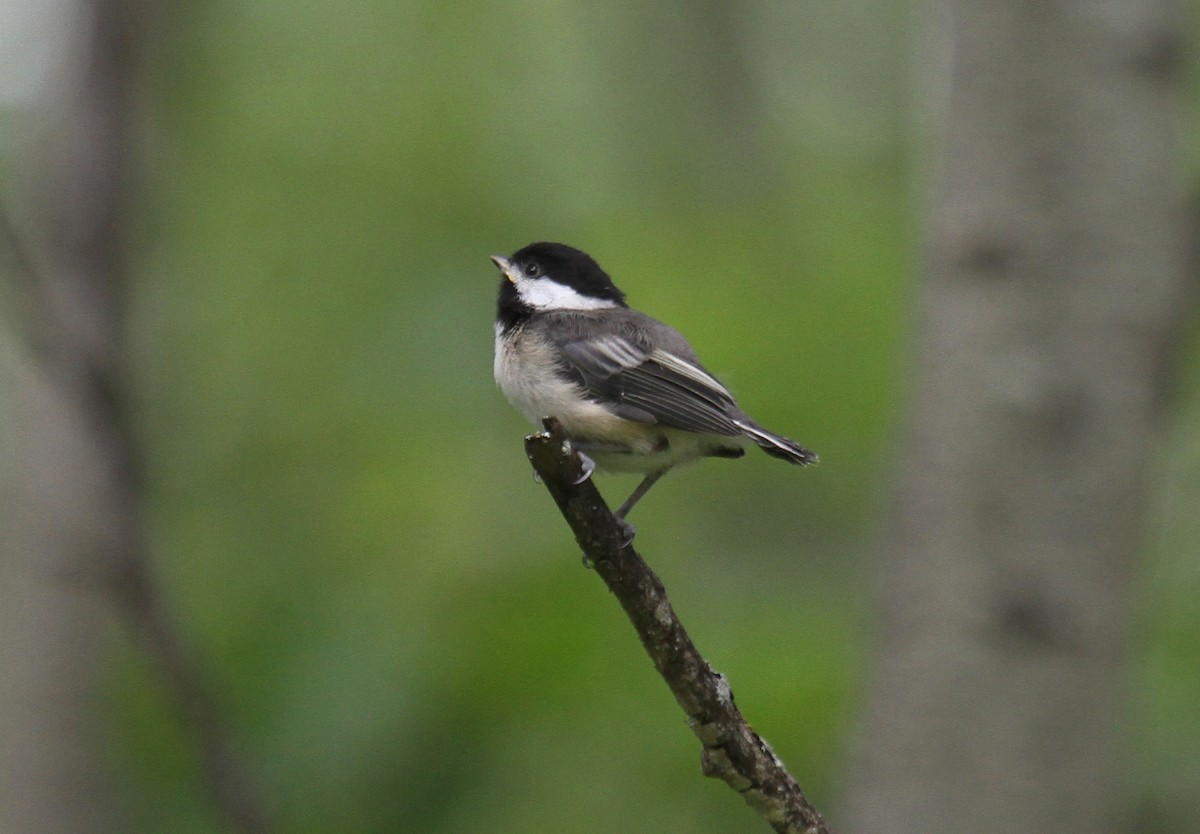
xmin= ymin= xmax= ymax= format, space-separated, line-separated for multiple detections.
xmin=493 ymin=242 xmax=816 ymax=525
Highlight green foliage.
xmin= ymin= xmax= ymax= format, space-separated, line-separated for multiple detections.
xmin=95 ymin=0 xmax=1199 ymax=831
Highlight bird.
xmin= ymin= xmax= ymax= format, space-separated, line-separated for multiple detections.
xmin=492 ymin=241 xmax=816 ymax=532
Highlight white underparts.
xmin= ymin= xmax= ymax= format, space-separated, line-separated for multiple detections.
xmin=494 ymin=324 xmax=745 ymax=474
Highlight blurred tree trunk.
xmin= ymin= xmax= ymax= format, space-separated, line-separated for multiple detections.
xmin=0 ymin=320 xmax=130 ymax=834
xmin=843 ymin=2 xmax=1193 ymax=833
xmin=2 ymin=2 xmax=271 ymax=829
xmin=0 ymin=1 xmax=141 ymax=831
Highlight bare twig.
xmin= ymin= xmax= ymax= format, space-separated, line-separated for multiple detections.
xmin=524 ymin=418 xmax=832 ymax=834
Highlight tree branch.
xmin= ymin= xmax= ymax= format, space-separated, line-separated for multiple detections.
xmin=524 ymin=418 xmax=832 ymax=834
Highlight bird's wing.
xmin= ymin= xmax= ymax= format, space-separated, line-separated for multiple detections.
xmin=557 ymin=333 xmax=743 ymax=437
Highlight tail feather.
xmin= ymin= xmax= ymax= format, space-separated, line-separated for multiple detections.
xmin=734 ymin=420 xmax=818 ymax=466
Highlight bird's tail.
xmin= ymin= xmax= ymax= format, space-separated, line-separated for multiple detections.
xmin=734 ymin=420 xmax=818 ymax=466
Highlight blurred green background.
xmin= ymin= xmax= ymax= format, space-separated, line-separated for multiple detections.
xmin=4 ymin=0 xmax=1199 ymax=831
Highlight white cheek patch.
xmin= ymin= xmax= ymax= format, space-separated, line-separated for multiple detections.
xmin=514 ymin=276 xmax=619 ymax=311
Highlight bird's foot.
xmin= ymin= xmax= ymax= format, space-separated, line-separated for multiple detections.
xmin=572 ymin=451 xmax=596 ymax=485
xmin=616 ymin=517 xmax=636 ymax=547
xmin=579 ymin=515 xmax=635 ymax=568
xmin=531 ymin=451 xmax=592 ymax=485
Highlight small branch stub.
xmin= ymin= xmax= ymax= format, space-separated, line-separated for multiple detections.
xmin=523 ymin=418 xmax=832 ymax=834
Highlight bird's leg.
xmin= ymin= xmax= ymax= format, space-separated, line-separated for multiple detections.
xmin=603 ymin=470 xmax=667 ymax=548
xmin=559 ymin=439 xmax=667 ymax=548
xmin=615 ymin=469 xmax=667 ymax=520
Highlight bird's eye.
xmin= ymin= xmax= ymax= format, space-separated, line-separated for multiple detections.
xmin=524 ymin=263 xmax=540 ymax=277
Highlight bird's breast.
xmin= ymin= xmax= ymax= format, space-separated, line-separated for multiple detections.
xmin=494 ymin=326 xmax=620 ymax=436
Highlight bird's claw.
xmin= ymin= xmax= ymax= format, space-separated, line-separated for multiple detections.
xmin=531 ymin=451 xmax=591 ymax=485
xmin=578 ymin=515 xmax=636 ymax=567
xmin=572 ymin=452 xmax=596 ymax=485
xmin=615 ymin=516 xmax=636 ymax=548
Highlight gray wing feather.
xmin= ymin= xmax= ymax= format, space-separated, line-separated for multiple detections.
xmin=557 ymin=330 xmax=743 ymax=437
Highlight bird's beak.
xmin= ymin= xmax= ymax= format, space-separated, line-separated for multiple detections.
xmin=491 ymin=255 xmax=517 ymax=284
